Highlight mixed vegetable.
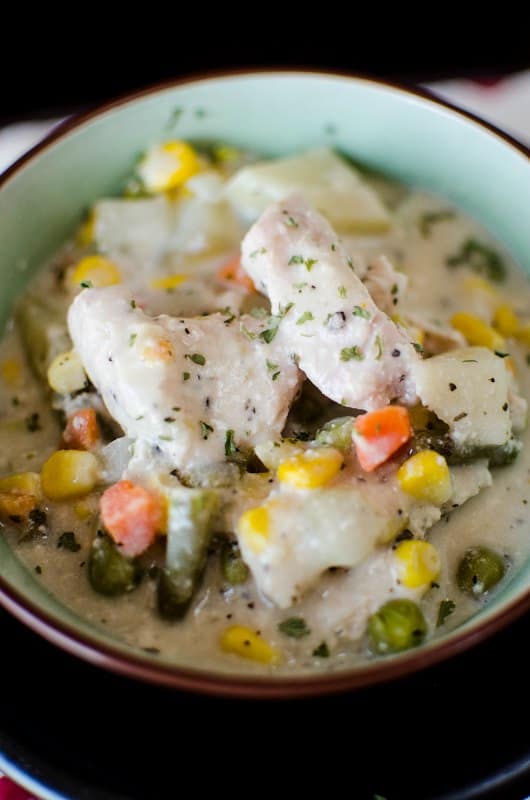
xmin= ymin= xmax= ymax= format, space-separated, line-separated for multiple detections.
xmin=1 ymin=138 xmax=528 ymax=672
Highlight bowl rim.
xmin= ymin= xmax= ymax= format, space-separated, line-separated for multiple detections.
xmin=1 ymin=67 xmax=530 ymax=699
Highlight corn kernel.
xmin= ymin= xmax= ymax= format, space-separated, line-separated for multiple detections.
xmin=1 ymin=358 xmax=21 ymax=387
xmin=237 ymin=506 xmax=270 ymax=553
xmin=149 ymin=274 xmax=188 ymax=290
xmin=493 ymin=305 xmax=520 ymax=337
xmin=76 ymin=209 xmax=96 ymax=246
xmin=450 ymin=312 xmax=505 ymax=351
xmin=0 ymin=472 xmax=42 ymax=500
xmin=277 ymin=448 xmax=343 ymax=489
xmin=0 ymin=491 xmax=37 ymax=520
xmin=47 ymin=350 xmax=86 ymax=395
xmin=462 ymin=276 xmax=499 ymax=297
xmin=138 ymin=141 xmax=200 ymax=193
xmin=220 ymin=625 xmax=280 ymax=664
xmin=515 ymin=322 xmax=530 ymax=348
xmin=397 ymin=450 xmax=452 ymax=505
xmin=69 ymin=256 xmax=122 ymax=289
xmin=395 ymin=539 xmax=441 ymax=588
xmin=41 ymin=450 xmax=99 ymax=501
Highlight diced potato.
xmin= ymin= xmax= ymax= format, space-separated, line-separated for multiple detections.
xmin=94 ymin=196 xmax=173 ymax=266
xmin=226 ymin=147 xmax=391 ymax=233
xmin=237 ymin=486 xmax=404 ymax=607
xmin=413 ymin=347 xmax=512 ymax=450
xmin=47 ymin=350 xmax=86 ymax=394
xmin=41 ymin=450 xmax=99 ymax=500
xmin=15 ymin=296 xmax=71 ymax=380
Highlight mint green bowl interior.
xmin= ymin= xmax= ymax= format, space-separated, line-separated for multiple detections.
xmin=1 ymin=71 xmax=530 ymax=693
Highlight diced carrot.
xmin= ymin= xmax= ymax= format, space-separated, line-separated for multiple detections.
xmin=63 ymin=409 xmax=100 ymax=451
xmin=100 ymin=480 xmax=164 ymax=557
xmin=353 ymin=405 xmax=412 ymax=472
xmin=216 ymin=255 xmax=255 ymax=292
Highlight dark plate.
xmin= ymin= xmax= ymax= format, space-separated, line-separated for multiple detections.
xmin=1 ymin=606 xmax=529 ymax=800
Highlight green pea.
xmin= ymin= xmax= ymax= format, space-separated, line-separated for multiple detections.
xmin=220 ymin=538 xmax=249 ymax=585
xmin=456 ymin=546 xmax=506 ymax=598
xmin=368 ymin=599 xmax=427 ymax=655
xmin=315 ymin=416 xmax=355 ymax=450
xmin=88 ymin=534 xmax=141 ymax=596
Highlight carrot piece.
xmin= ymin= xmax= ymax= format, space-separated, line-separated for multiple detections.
xmin=100 ymin=480 xmax=164 ymax=557
xmin=216 ymin=255 xmax=255 ymax=292
xmin=353 ymin=405 xmax=412 ymax=472
xmin=63 ymin=408 xmax=100 ymax=451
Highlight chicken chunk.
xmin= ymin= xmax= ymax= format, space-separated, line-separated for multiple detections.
xmin=68 ymin=287 xmax=301 ymax=472
xmin=241 ymin=194 xmax=419 ymax=410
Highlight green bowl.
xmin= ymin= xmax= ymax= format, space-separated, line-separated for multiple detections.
xmin=1 ymin=70 xmax=530 ymax=698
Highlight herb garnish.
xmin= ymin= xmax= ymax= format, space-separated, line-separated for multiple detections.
xmin=419 ymin=209 xmax=455 ymax=237
xmin=447 ymin=238 xmax=506 ymax=282
xmin=312 ymin=641 xmax=330 ymax=658
xmin=249 ymin=247 xmax=267 ymax=258
xmin=130 ymin=299 xmax=137 ymax=309
xmin=340 ymin=346 xmax=364 ymax=362
xmin=283 ymin=212 xmax=299 ymax=228
xmin=57 ymin=531 xmax=81 ymax=552
xmin=224 ymin=429 xmax=238 ymax=457
xmin=296 ymin=311 xmax=314 ymax=325
xmin=278 ymin=617 xmax=311 ymax=638
xmin=266 ymin=359 xmax=281 ymax=380
xmin=200 ymin=421 xmax=214 ymax=440
xmin=186 ymin=353 xmax=206 ymax=365
xmin=375 ymin=335 xmax=383 ymax=360
xmin=412 ymin=341 xmax=424 ymax=353
xmin=250 ymin=307 xmax=268 ymax=319
xmin=80 ymin=280 xmax=92 ymax=289
xmin=436 ymin=599 xmax=456 ymax=627
xmin=289 ymin=255 xmax=318 ymax=271
xmin=25 ymin=412 xmax=41 ymax=432
xmin=182 ymin=372 xmax=190 ymax=381
xmin=353 ymin=305 xmax=370 ymax=319
xmin=129 ymin=333 xmax=137 ymax=347
xmin=338 ymin=286 xmax=347 ymax=298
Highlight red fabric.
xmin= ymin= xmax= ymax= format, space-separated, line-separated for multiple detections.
xmin=0 ymin=776 xmax=38 ymax=800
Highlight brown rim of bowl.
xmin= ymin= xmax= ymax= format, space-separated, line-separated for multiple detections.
xmin=1 ymin=68 xmax=530 ymax=699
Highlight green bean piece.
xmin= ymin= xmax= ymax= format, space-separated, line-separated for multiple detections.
xmin=456 ymin=546 xmax=506 ymax=598
xmin=220 ymin=538 xmax=249 ymax=585
xmin=315 ymin=416 xmax=356 ymax=450
xmin=368 ymin=599 xmax=427 ymax=655
xmin=88 ymin=534 xmax=141 ymax=596
xmin=157 ymin=488 xmax=218 ymax=620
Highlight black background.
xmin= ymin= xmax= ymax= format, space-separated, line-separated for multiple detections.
xmin=2 ymin=20 xmax=530 ymax=800
xmin=1 ymin=24 xmax=529 ymax=124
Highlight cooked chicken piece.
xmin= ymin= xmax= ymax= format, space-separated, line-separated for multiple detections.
xmin=361 ymin=255 xmax=407 ymax=315
xmin=68 ymin=286 xmax=301 ymax=472
xmin=241 ymin=194 xmax=419 ymax=410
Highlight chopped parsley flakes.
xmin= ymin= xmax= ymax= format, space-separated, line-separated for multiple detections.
xmin=353 ymin=305 xmax=370 ymax=319
xmin=419 ymin=209 xmax=455 ymax=238
xmin=185 ymin=353 xmax=206 ymax=365
xmin=278 ymin=616 xmax=311 ymax=638
xmin=200 ymin=421 xmax=214 ymax=440
xmin=296 ymin=311 xmax=314 ymax=325
xmin=437 ymin=599 xmax=456 ymax=627
xmin=288 ymin=254 xmax=318 ymax=271
xmin=224 ymin=429 xmax=238 ymax=457
xmin=266 ymin=359 xmax=281 ymax=380
xmin=340 ymin=346 xmax=364 ymax=362
xmin=447 ymin=238 xmax=506 ymax=282
xmin=338 ymin=286 xmax=347 ymax=298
